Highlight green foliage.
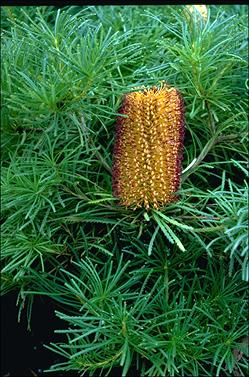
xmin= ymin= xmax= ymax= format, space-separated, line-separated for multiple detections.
xmin=27 ymin=254 xmax=248 ymax=377
xmin=1 ymin=4 xmax=248 ymax=377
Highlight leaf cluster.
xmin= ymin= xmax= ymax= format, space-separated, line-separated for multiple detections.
xmin=1 ymin=4 xmax=248 ymax=377
xmin=27 ymin=252 xmax=248 ymax=377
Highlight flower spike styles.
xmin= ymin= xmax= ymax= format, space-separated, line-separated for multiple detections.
xmin=112 ymin=85 xmax=184 ymax=210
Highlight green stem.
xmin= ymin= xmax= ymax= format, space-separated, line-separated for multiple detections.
xmin=164 ymin=260 xmax=169 ymax=305
xmin=181 ymin=135 xmax=217 ymax=183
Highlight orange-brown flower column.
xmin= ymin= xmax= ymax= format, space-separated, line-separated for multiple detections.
xmin=112 ymin=85 xmax=184 ymax=210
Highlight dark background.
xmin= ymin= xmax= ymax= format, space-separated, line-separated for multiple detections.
xmin=1 ymin=293 xmax=71 ymax=377
xmin=0 ymin=293 xmax=138 ymax=377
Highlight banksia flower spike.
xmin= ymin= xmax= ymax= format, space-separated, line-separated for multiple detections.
xmin=112 ymin=84 xmax=184 ymax=210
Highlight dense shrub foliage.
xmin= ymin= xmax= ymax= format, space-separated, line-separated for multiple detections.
xmin=1 ymin=5 xmax=248 ymax=376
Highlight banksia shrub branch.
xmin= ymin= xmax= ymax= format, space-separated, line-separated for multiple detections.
xmin=112 ymin=85 xmax=184 ymax=210
xmin=1 ymin=5 xmax=248 ymax=377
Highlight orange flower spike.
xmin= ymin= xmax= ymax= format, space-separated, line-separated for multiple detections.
xmin=112 ymin=85 xmax=184 ymax=210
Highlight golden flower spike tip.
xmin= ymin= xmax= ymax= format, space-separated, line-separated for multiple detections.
xmin=112 ymin=85 xmax=184 ymax=210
